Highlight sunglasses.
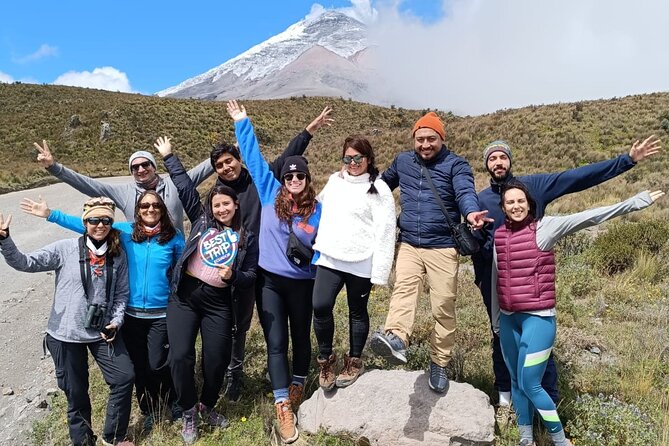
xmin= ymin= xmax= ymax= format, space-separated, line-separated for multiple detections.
xmin=85 ymin=217 xmax=113 ymax=226
xmin=342 ymin=155 xmax=367 ymax=165
xmin=131 ymin=161 xmax=153 ymax=172
xmin=283 ymin=173 xmax=306 ymax=182
xmin=139 ymin=202 xmax=161 ymax=210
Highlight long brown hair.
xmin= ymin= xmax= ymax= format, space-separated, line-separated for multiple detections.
xmin=275 ymin=179 xmax=317 ymax=223
xmin=131 ymin=190 xmax=178 ymax=244
xmin=106 ymin=229 xmax=123 ymax=257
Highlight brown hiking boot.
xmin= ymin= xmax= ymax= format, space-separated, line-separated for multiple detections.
xmin=288 ymin=383 xmax=304 ymax=411
xmin=317 ymin=353 xmax=337 ymax=391
xmin=335 ymin=355 xmax=364 ymax=388
xmin=275 ymin=400 xmax=298 ymax=444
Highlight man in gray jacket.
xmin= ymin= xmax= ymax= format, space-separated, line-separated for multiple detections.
xmin=33 ymin=140 xmax=213 ymax=233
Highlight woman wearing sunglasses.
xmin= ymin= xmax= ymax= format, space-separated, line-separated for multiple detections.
xmin=21 ymin=191 xmax=185 ymax=433
xmin=153 ymin=136 xmax=258 ymax=444
xmin=227 ymin=100 xmax=321 ymax=444
xmin=0 ymin=197 xmax=135 ymax=446
xmin=311 ymin=136 xmax=396 ymax=391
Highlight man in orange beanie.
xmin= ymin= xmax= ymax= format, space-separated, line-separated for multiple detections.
xmin=371 ymin=111 xmax=491 ymax=394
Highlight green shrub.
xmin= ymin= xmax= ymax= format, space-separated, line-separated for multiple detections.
xmin=566 ymin=393 xmax=658 ymax=445
xmin=586 ymin=220 xmax=669 ymax=274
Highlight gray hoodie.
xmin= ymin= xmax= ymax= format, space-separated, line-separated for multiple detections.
xmin=0 ymin=236 xmax=129 ymax=343
xmin=46 ymin=159 xmax=213 ymax=233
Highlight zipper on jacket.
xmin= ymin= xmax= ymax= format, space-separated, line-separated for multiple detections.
xmin=143 ymin=237 xmax=152 ymax=310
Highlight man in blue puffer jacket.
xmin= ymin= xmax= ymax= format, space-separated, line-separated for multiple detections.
xmin=370 ymin=112 xmax=490 ymax=394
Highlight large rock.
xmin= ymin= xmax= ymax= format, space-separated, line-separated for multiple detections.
xmin=298 ymin=369 xmax=495 ymax=446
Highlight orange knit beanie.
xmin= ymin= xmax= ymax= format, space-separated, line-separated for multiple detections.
xmin=412 ymin=112 xmax=445 ymax=139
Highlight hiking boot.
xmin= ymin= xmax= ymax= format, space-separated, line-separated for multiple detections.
xmin=317 ymin=353 xmax=337 ymax=391
xmin=495 ymin=404 xmax=516 ymax=431
xmin=518 ymin=440 xmax=536 ymax=446
xmin=181 ymin=406 xmax=198 ymax=444
xmin=197 ymin=402 xmax=229 ymax=428
xmin=224 ymin=369 xmax=244 ymax=402
xmin=275 ymin=400 xmax=299 ymax=444
xmin=370 ymin=331 xmax=407 ymax=364
xmin=428 ymin=361 xmax=449 ymax=394
xmin=171 ymin=401 xmax=183 ymax=421
xmin=142 ymin=412 xmax=155 ymax=433
xmin=335 ymin=355 xmax=365 ymax=388
xmin=288 ymin=383 xmax=304 ymax=411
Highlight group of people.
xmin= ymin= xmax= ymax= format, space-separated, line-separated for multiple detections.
xmin=0 ymin=101 xmax=662 ymax=446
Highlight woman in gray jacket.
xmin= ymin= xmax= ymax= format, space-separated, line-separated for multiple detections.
xmin=0 ymin=197 xmax=134 ymax=446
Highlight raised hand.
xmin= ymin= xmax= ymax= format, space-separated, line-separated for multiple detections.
xmin=649 ymin=190 xmax=665 ymax=203
xmin=305 ymin=106 xmax=334 ymax=135
xmin=0 ymin=212 xmax=12 ymax=238
xmin=20 ymin=196 xmax=50 ymax=218
xmin=226 ymin=100 xmax=247 ymax=122
xmin=33 ymin=140 xmax=54 ymax=168
xmin=466 ymin=210 xmax=494 ymax=230
xmin=629 ymin=135 xmax=661 ymax=163
xmin=153 ymin=136 xmax=173 ymax=158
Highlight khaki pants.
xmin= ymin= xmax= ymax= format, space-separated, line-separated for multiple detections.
xmin=384 ymin=243 xmax=459 ymax=367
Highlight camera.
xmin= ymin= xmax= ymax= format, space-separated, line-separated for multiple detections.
xmin=84 ymin=303 xmax=107 ymax=331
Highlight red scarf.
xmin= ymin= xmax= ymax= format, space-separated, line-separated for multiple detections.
xmin=89 ymin=252 xmax=106 ymax=277
xmin=142 ymin=223 xmax=162 ymax=237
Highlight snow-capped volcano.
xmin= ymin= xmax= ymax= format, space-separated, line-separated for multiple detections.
xmin=156 ymin=11 xmax=375 ymax=101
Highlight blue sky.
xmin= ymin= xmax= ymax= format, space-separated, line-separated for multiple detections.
xmin=0 ymin=0 xmax=442 ymax=95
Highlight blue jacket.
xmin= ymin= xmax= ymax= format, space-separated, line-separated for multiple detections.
xmin=235 ymin=117 xmax=321 ymax=279
xmin=164 ymin=153 xmax=258 ymax=330
xmin=472 ymin=153 xmax=636 ymax=294
xmin=381 ymin=146 xmax=480 ymax=248
xmin=47 ymin=211 xmax=184 ymax=313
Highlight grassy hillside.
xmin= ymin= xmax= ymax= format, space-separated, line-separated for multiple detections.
xmin=3 ymin=84 xmax=668 ymax=445
xmin=2 ymin=83 xmax=669 ymax=219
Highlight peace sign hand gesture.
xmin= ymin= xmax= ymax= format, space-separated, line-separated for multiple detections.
xmin=0 ymin=212 xmax=12 ymax=239
xmin=33 ymin=140 xmax=54 ymax=168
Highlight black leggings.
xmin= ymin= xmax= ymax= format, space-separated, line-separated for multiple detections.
xmin=122 ymin=315 xmax=173 ymax=415
xmin=167 ymin=275 xmax=233 ymax=409
xmin=312 ymin=266 xmax=372 ymax=358
xmin=257 ymin=268 xmax=313 ymax=390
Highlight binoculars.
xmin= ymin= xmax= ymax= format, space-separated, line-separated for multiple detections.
xmin=84 ymin=303 xmax=107 ymax=331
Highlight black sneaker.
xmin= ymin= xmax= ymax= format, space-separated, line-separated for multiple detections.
xmin=370 ymin=331 xmax=407 ymax=364
xmin=224 ymin=370 xmax=244 ymax=402
xmin=428 ymin=361 xmax=449 ymax=394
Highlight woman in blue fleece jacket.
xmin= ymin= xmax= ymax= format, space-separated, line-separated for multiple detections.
xmin=21 ymin=191 xmax=185 ymax=432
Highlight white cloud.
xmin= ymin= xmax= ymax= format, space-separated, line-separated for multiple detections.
xmin=367 ymin=0 xmax=669 ymax=115
xmin=53 ymin=66 xmax=133 ymax=92
xmin=14 ymin=44 xmax=59 ymax=63
xmin=0 ymin=71 xmax=14 ymax=83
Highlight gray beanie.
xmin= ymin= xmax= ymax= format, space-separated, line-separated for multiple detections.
xmin=483 ymin=140 xmax=512 ymax=166
xmin=128 ymin=151 xmax=157 ymax=172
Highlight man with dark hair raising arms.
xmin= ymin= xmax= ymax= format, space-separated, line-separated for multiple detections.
xmin=473 ymin=135 xmax=661 ymax=427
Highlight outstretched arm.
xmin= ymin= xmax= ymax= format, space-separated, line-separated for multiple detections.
xmin=34 ymin=140 xmax=125 ymax=204
xmin=529 ymin=136 xmax=661 ymax=210
xmin=0 ymin=213 xmax=63 ymax=273
xmin=536 ymin=190 xmax=664 ymax=250
xmin=227 ymin=100 xmax=279 ymax=205
xmin=267 ymin=106 xmax=333 ymax=178
xmin=155 ymin=137 xmax=204 ymax=224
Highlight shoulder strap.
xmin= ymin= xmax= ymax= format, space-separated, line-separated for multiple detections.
xmin=78 ymin=236 xmax=92 ymax=301
xmin=419 ymin=163 xmax=458 ymax=229
xmin=105 ymin=251 xmax=114 ymax=304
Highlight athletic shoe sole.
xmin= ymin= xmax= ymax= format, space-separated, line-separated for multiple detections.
xmin=370 ymin=334 xmax=407 ymax=365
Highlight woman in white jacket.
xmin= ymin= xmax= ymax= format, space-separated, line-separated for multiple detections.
xmin=312 ymin=135 xmax=396 ymax=391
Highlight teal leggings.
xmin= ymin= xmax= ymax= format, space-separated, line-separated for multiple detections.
xmin=499 ymin=312 xmax=563 ymax=433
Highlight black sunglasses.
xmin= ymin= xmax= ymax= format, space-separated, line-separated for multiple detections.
xmin=131 ymin=161 xmax=153 ymax=172
xmin=139 ymin=202 xmax=161 ymax=210
xmin=85 ymin=217 xmax=113 ymax=226
xmin=283 ymin=173 xmax=306 ymax=182
xmin=342 ymin=155 xmax=366 ymax=165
